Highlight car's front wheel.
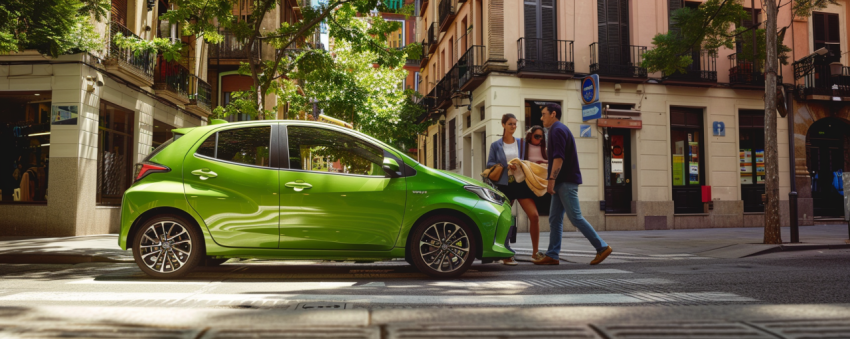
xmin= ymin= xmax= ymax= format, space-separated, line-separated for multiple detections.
xmin=132 ymin=215 xmax=203 ymax=279
xmin=410 ymin=215 xmax=477 ymax=278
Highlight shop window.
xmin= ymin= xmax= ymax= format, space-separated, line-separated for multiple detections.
xmin=0 ymin=92 xmax=52 ymax=203
xmin=151 ymin=121 xmax=176 ymax=151
xmin=670 ymin=107 xmax=705 ymax=214
xmin=97 ymin=100 xmax=135 ymax=206
xmin=739 ymin=110 xmax=765 ymax=212
xmin=287 ymin=126 xmax=383 ymax=175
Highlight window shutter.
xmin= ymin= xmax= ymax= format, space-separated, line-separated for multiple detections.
xmin=449 ymin=119 xmax=457 ymax=169
xmin=813 ymin=13 xmax=826 ymax=44
xmin=432 ymin=133 xmax=438 ymax=168
xmin=737 ymin=9 xmax=759 ymax=54
xmin=541 ymin=0 xmax=556 ymax=63
xmin=524 ymin=0 xmax=539 ymax=61
xmin=619 ymin=0 xmax=630 ymax=64
xmin=440 ymin=128 xmax=447 ymax=170
xmin=112 ymin=0 xmax=127 ymax=26
xmin=668 ymin=0 xmax=683 ymax=37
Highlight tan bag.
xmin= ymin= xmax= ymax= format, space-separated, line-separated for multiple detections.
xmin=482 ymin=164 xmax=504 ymax=182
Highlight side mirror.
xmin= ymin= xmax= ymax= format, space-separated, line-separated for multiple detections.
xmin=382 ymin=157 xmax=401 ymax=178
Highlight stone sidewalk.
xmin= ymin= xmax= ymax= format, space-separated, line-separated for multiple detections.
xmin=1 ymin=225 xmax=848 ymax=264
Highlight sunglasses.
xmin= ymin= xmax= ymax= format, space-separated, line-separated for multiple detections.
xmin=533 ymin=134 xmax=543 ymax=140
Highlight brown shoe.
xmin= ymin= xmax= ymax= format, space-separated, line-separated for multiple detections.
xmin=590 ymin=246 xmax=612 ymax=265
xmin=532 ymin=255 xmax=559 ymax=265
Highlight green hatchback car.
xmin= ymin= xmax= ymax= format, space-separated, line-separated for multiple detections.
xmin=120 ymin=120 xmax=516 ymax=278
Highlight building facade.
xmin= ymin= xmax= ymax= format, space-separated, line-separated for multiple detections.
xmin=0 ymin=0 xmax=212 ymax=236
xmin=415 ymin=0 xmax=850 ymax=232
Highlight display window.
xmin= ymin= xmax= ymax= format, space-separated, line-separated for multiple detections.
xmin=0 ymin=92 xmax=52 ymax=204
xmin=670 ymin=107 xmax=705 ymax=214
xmin=97 ymin=100 xmax=135 ymax=206
xmin=152 ymin=120 xmax=176 ymax=151
xmin=739 ymin=110 xmax=765 ymax=212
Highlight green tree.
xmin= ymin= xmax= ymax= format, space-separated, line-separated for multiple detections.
xmin=0 ymin=0 xmax=108 ymax=57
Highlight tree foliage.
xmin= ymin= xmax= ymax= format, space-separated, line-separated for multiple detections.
xmin=642 ymin=0 xmax=794 ymax=76
xmin=0 ymin=0 xmax=108 ymax=57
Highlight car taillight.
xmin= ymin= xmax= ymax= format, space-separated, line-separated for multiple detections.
xmin=134 ymin=162 xmax=171 ymax=182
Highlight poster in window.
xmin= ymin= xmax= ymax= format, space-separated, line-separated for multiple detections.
xmin=755 ymin=149 xmax=765 ymax=184
xmin=740 ymin=149 xmax=753 ymax=184
xmin=689 ymin=142 xmax=700 ymax=185
xmin=673 ymin=141 xmax=685 ymax=186
xmin=51 ymin=105 xmax=79 ymax=125
xmin=610 ymin=135 xmax=624 ymax=159
xmin=611 ymin=158 xmax=624 ymax=173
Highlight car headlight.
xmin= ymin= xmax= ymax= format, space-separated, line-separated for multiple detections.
xmin=464 ymin=185 xmax=506 ymax=205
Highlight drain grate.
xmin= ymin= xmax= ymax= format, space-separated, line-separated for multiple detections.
xmin=747 ymin=318 xmax=850 ymax=338
xmin=0 ymin=325 xmax=200 ymax=338
xmin=386 ymin=324 xmax=598 ymax=339
xmin=200 ymin=327 xmax=379 ymax=339
xmin=295 ymin=302 xmax=352 ymax=310
xmin=594 ymin=322 xmax=776 ymax=339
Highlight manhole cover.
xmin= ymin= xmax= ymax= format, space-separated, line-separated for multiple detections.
xmin=295 ymin=302 xmax=352 ymax=310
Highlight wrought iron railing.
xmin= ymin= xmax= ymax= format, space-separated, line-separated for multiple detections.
xmin=728 ymin=53 xmax=764 ymax=86
xmin=108 ymin=21 xmax=156 ymax=79
xmin=663 ymin=49 xmax=717 ymax=82
xmin=795 ymin=62 xmax=850 ymax=98
xmin=438 ymin=0 xmax=456 ymax=29
xmin=458 ymin=45 xmax=486 ymax=88
xmin=428 ymin=23 xmax=439 ymax=45
xmin=435 ymin=66 xmax=458 ymax=107
xmin=189 ymin=75 xmax=212 ymax=111
xmin=154 ymin=54 xmax=190 ymax=99
xmin=517 ymin=38 xmax=574 ymax=74
xmin=420 ymin=40 xmax=430 ymax=67
xmin=590 ymin=43 xmax=647 ymax=78
xmin=420 ymin=88 xmax=436 ymax=112
xmin=210 ymin=30 xmax=261 ymax=60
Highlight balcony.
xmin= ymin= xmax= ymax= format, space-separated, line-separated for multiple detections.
xmin=420 ymin=41 xmax=430 ymax=68
xmin=517 ymin=38 xmax=574 ymax=79
xmin=438 ymin=0 xmax=456 ymax=33
xmin=590 ymin=43 xmax=647 ymax=81
xmin=210 ymin=30 xmax=261 ymax=65
xmin=416 ymin=88 xmax=437 ymax=123
xmin=427 ymin=23 xmax=439 ymax=53
xmin=794 ymin=56 xmax=850 ymax=100
xmin=728 ymin=53 xmax=765 ymax=88
xmin=435 ymin=66 xmax=458 ymax=109
xmin=153 ymin=54 xmax=190 ymax=106
xmin=104 ymin=22 xmax=156 ymax=87
xmin=662 ymin=50 xmax=717 ymax=86
xmin=458 ymin=45 xmax=486 ymax=91
xmin=185 ymin=75 xmax=212 ymax=117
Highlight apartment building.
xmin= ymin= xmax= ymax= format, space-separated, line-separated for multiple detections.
xmin=0 ymin=0 xmax=211 ymax=236
xmin=415 ymin=0 xmax=850 ymax=232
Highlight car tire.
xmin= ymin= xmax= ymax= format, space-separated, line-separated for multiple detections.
xmin=409 ymin=215 xmax=477 ymax=278
xmin=132 ymin=214 xmax=203 ymax=279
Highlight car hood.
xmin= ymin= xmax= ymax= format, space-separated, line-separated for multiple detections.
xmin=434 ymin=169 xmax=491 ymax=189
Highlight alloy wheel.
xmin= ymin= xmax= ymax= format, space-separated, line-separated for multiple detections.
xmin=418 ymin=221 xmax=471 ymax=273
xmin=138 ymin=221 xmax=193 ymax=274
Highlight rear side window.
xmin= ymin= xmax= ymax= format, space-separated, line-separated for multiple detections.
xmin=143 ymin=133 xmax=180 ymax=162
xmin=196 ymin=126 xmax=271 ymax=167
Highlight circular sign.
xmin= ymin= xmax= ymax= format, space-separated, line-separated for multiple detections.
xmin=581 ymin=76 xmax=598 ymax=105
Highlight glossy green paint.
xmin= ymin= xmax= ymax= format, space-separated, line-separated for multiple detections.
xmin=183 ymin=122 xmax=280 ymax=248
xmin=119 ymin=121 xmax=515 ymax=261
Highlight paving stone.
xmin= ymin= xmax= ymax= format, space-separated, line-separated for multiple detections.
xmin=747 ymin=318 xmax=850 ymax=339
xmin=385 ymin=324 xmax=599 ymax=339
xmin=594 ymin=322 xmax=775 ymax=339
xmin=199 ymin=327 xmax=380 ymax=339
xmin=0 ymin=325 xmax=200 ymax=339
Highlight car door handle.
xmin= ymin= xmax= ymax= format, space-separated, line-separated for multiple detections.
xmin=191 ymin=169 xmax=218 ymax=180
xmin=285 ymin=181 xmax=312 ymax=192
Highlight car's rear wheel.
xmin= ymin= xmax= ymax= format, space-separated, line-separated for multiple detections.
xmin=132 ymin=214 xmax=203 ymax=279
xmin=410 ymin=215 xmax=477 ymax=278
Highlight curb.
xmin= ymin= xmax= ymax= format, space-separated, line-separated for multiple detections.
xmin=0 ymin=254 xmax=133 ymax=264
xmin=743 ymin=242 xmax=850 ymax=258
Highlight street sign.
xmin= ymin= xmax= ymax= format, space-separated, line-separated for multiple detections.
xmin=580 ymin=75 xmax=600 ymax=105
xmin=713 ymin=121 xmax=726 ymax=136
xmin=597 ymin=118 xmax=642 ymax=129
xmin=580 ymin=124 xmax=592 ymax=137
xmin=582 ymin=102 xmax=603 ymax=121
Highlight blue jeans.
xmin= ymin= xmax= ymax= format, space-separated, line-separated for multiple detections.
xmin=546 ymin=182 xmax=608 ymax=260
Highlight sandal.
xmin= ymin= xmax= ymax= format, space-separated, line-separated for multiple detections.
xmin=531 ymin=252 xmax=545 ymax=261
xmin=501 ymin=257 xmax=519 ymax=266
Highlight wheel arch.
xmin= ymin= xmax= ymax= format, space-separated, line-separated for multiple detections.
xmin=127 ymin=207 xmax=203 ymax=250
xmin=404 ymin=208 xmax=484 ymax=261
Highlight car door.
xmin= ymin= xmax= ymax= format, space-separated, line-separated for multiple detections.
xmin=184 ymin=123 xmax=280 ymax=248
xmin=278 ymin=125 xmax=406 ymax=251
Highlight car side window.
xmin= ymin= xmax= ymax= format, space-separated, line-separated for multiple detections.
xmin=287 ymin=126 xmax=383 ymax=176
xmin=196 ymin=126 xmax=271 ymax=167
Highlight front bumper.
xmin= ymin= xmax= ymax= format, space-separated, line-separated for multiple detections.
xmin=479 ymin=201 xmax=516 ymax=259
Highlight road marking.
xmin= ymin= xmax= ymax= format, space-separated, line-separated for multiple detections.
xmin=0 ymin=291 xmax=756 ymax=305
xmin=465 ymin=268 xmax=632 ymax=277
xmin=68 ymin=278 xmax=211 ymax=285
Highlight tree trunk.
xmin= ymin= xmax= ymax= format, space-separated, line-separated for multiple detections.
xmin=764 ymin=0 xmax=782 ymax=244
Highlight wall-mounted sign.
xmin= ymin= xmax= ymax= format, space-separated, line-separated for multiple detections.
xmin=597 ymin=118 xmax=642 ymax=129
xmin=580 ymin=124 xmax=592 ymax=137
xmin=580 ymin=74 xmax=601 ymax=121
xmin=712 ymin=121 xmax=726 ymax=136
xmin=51 ymin=105 xmax=79 ymax=125
xmin=611 ymin=158 xmax=624 ymax=173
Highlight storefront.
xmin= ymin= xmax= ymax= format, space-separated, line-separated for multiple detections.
xmin=0 ymin=91 xmax=52 ymax=204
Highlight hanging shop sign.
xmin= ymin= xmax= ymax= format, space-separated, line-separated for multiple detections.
xmin=597 ymin=118 xmax=642 ymax=129
xmin=581 ymin=75 xmax=602 ymax=121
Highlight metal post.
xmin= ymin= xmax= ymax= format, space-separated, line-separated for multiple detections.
xmin=787 ymin=85 xmax=799 ymax=243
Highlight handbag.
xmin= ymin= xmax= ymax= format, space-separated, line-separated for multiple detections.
xmin=481 ymin=163 xmax=504 ymax=182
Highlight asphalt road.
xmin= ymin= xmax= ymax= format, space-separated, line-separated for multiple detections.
xmin=1 ymin=247 xmax=850 ymax=338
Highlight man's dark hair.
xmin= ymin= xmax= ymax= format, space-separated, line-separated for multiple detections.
xmin=544 ymin=103 xmax=562 ymax=120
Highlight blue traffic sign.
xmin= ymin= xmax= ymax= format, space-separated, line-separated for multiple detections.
xmin=580 ymin=124 xmax=592 ymax=137
xmin=582 ymin=102 xmax=603 ymax=121
xmin=712 ymin=121 xmax=725 ymax=136
xmin=580 ymin=75 xmax=600 ymax=105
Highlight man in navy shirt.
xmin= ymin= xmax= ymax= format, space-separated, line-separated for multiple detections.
xmin=532 ymin=103 xmax=613 ymax=265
